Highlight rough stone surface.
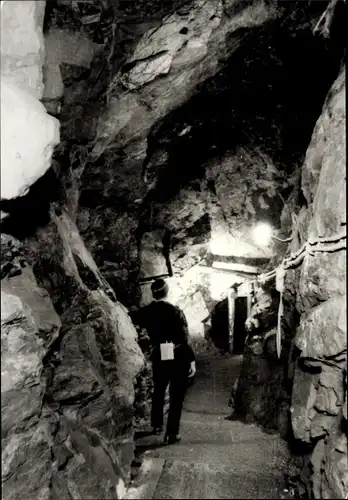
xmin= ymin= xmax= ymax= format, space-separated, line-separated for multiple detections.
xmin=1 ymin=78 xmax=60 ymax=200
xmin=43 ymin=27 xmax=97 ymax=102
xmin=92 ymin=0 xmax=280 ymax=159
xmin=301 ymin=68 xmax=346 ymax=237
xmin=1 ymin=221 xmax=143 ymax=499
xmin=295 ymin=296 xmax=346 ymax=360
xmin=2 ymin=2 xmax=346 ymax=499
xmin=139 ymin=230 xmax=168 ymax=281
xmin=0 ymin=0 xmax=60 ymax=202
xmin=0 ymin=0 xmax=46 ymax=99
xmin=232 ymin=282 xmax=292 ymax=435
xmin=291 ymin=368 xmax=319 ymax=443
xmin=1 ymin=234 xmax=61 ymax=500
xmin=289 ymin=68 xmax=347 ymax=498
xmin=232 ymin=62 xmax=346 ymax=499
xmin=43 ymin=0 xmax=342 ymax=322
xmin=296 ymin=250 xmax=346 ymax=314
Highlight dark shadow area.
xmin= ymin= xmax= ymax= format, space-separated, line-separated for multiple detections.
xmin=209 ymin=296 xmax=249 ymax=354
xmin=0 ymin=167 xmax=61 ymax=240
xmin=134 ymin=430 xmax=157 ymax=440
xmin=233 ymin=297 xmax=248 ymax=355
xmin=209 ymin=299 xmax=229 ymax=352
xmin=142 ymin=3 xmax=345 ymax=206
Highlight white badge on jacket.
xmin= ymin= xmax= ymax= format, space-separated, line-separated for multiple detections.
xmin=160 ymin=342 xmax=174 ymax=361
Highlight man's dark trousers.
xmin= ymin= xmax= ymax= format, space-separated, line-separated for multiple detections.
xmin=151 ymin=359 xmax=190 ymax=436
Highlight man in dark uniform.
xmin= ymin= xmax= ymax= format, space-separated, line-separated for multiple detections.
xmin=129 ymin=279 xmax=196 ymax=444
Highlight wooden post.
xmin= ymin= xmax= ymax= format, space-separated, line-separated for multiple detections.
xmin=247 ymin=291 xmax=252 ymax=319
xmin=227 ymin=289 xmax=236 ymax=354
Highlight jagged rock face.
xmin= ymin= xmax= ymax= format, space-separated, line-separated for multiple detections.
xmin=0 ymin=1 xmax=60 ymax=202
xmin=1 ymin=284 xmax=60 ymax=499
xmin=1 ymin=234 xmax=61 ymax=500
xmin=1 ymin=2 xmax=144 ymax=498
xmin=61 ymin=0 xmax=343 ymax=305
xmin=1 ymin=2 xmax=346 ymax=499
xmin=231 ymin=282 xmax=291 ymax=435
xmin=289 ymin=67 xmax=347 ymax=499
xmin=1 ymin=217 xmax=144 ymax=500
xmin=69 ymin=0 xmax=283 ymax=302
xmin=232 ymin=66 xmax=346 ymax=498
xmin=1 ymin=0 xmax=46 ymax=99
xmin=1 ymin=78 xmax=60 ymax=201
xmin=92 ymin=0 xmax=280 ymax=159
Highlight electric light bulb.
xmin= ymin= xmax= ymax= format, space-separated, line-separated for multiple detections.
xmin=252 ymin=222 xmax=273 ymax=247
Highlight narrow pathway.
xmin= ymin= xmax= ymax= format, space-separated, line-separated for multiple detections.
xmin=126 ymin=352 xmax=289 ymax=499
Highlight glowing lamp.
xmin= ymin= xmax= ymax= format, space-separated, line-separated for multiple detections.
xmin=252 ymin=222 xmax=273 ymax=247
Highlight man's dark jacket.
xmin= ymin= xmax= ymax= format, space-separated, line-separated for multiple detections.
xmin=129 ymin=300 xmax=195 ymax=364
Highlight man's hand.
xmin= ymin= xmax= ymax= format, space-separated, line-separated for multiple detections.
xmin=188 ymin=361 xmax=196 ymax=378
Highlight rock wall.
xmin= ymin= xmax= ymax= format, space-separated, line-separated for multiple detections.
xmin=1 ymin=2 xmax=144 ymax=498
xmin=231 ymin=283 xmax=291 ymax=436
xmin=289 ymin=67 xmax=346 ymax=499
xmin=1 ymin=227 xmax=144 ymax=500
xmin=232 ymin=66 xmax=346 ymax=498
xmin=73 ymin=0 xmax=284 ymax=301
xmin=92 ymin=0 xmax=280 ymax=160
xmin=1 ymin=0 xmax=46 ymax=98
xmin=0 ymin=0 xmax=59 ymax=202
xmin=1 ymin=235 xmax=61 ymax=500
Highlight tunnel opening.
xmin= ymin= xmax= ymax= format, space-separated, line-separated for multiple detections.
xmin=209 ymin=295 xmax=249 ymax=355
xmin=232 ymin=296 xmax=249 ymax=354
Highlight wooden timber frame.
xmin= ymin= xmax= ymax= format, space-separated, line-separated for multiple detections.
xmin=227 ymin=284 xmax=240 ymax=354
xmin=227 ymin=280 xmax=254 ymax=354
xmin=139 ymin=273 xmax=170 ymax=285
xmin=227 ymin=289 xmax=236 ymax=353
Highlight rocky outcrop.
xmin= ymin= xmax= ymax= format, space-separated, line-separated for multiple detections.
xmin=1 ymin=3 xmax=144 ymax=497
xmin=68 ymin=0 xmax=283 ymax=303
xmin=289 ymin=66 xmax=347 ymax=499
xmin=1 ymin=234 xmax=61 ymax=500
xmin=1 ymin=0 xmax=46 ymax=99
xmin=2 ymin=215 xmax=144 ymax=499
xmin=31 ymin=212 xmax=144 ymax=496
xmin=92 ymin=0 xmax=280 ymax=160
xmin=230 ymin=64 xmax=346 ymax=500
xmin=0 ymin=0 xmax=60 ymax=203
xmin=2 ymin=1 xmax=345 ymax=497
xmin=231 ymin=283 xmax=291 ymax=436
xmin=1 ymin=78 xmax=60 ymax=201
xmin=73 ymin=0 xmax=345 ymax=311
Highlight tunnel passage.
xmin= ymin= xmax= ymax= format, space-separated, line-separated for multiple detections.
xmin=1 ymin=0 xmax=346 ymax=499
xmin=209 ymin=298 xmax=229 ymax=352
xmin=209 ymin=295 xmax=248 ymax=355
xmin=233 ymin=296 xmax=249 ymax=354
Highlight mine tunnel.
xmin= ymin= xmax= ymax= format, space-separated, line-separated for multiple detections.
xmin=1 ymin=0 xmax=347 ymax=499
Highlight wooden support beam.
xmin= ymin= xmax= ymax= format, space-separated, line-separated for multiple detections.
xmin=247 ymin=292 xmax=252 ymax=318
xmin=227 ymin=289 xmax=237 ymax=354
xmin=198 ymin=264 xmax=259 ymax=277
xmin=139 ymin=273 xmax=170 ymax=285
xmin=212 ymin=261 xmax=262 ymax=274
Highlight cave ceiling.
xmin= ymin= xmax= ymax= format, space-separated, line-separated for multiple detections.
xmin=72 ymin=1 xmax=343 ymax=276
xmin=1 ymin=0 xmax=345 ymax=304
